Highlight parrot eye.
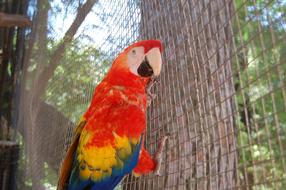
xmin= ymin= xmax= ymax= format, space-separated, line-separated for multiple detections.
xmin=127 ymin=46 xmax=145 ymax=76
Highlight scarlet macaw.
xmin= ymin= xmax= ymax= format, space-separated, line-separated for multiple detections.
xmin=57 ymin=40 xmax=167 ymax=190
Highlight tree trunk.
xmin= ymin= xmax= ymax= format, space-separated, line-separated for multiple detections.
xmin=27 ymin=1 xmax=50 ymax=188
xmin=124 ymin=0 xmax=237 ymax=189
xmin=16 ymin=0 xmax=99 ymax=188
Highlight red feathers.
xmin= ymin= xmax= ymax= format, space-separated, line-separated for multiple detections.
xmin=57 ymin=40 xmax=163 ymax=190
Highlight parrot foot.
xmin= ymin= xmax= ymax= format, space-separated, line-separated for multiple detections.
xmin=154 ymin=135 xmax=169 ymax=176
xmin=146 ymin=77 xmax=159 ymax=106
xmin=147 ymin=93 xmax=157 ymax=107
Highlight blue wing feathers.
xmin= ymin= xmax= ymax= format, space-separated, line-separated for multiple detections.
xmin=68 ymin=139 xmax=142 ymax=190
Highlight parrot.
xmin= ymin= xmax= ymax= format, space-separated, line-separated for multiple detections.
xmin=57 ymin=40 xmax=168 ymax=190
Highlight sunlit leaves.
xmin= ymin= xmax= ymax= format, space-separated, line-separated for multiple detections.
xmin=44 ymin=40 xmax=111 ymax=122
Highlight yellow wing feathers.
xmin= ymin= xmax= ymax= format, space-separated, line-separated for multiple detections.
xmin=58 ymin=115 xmax=142 ymax=188
xmin=76 ymin=130 xmax=139 ymax=182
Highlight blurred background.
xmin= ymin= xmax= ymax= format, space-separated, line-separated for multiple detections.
xmin=0 ymin=0 xmax=286 ymax=189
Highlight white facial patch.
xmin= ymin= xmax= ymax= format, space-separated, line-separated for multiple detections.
xmin=127 ymin=46 xmax=145 ymax=76
xmin=146 ymin=48 xmax=162 ymax=76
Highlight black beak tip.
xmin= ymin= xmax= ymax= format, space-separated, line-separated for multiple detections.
xmin=137 ymin=57 xmax=153 ymax=77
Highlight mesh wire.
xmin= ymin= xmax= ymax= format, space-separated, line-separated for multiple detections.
xmin=13 ymin=0 xmax=286 ymax=189
xmin=0 ymin=141 xmax=19 ymax=190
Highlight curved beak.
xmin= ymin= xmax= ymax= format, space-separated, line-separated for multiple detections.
xmin=137 ymin=47 xmax=162 ymax=77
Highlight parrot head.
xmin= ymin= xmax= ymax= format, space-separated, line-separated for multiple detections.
xmin=105 ymin=40 xmax=163 ymax=88
xmin=124 ymin=40 xmax=163 ymax=77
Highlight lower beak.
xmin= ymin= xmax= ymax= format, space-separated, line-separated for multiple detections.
xmin=137 ymin=47 xmax=162 ymax=77
xmin=137 ymin=57 xmax=153 ymax=77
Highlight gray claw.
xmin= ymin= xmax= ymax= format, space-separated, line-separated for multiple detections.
xmin=146 ymin=77 xmax=159 ymax=107
xmin=154 ymin=135 xmax=168 ymax=176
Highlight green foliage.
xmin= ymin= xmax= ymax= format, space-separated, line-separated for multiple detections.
xmin=44 ymin=40 xmax=111 ymax=122
xmin=234 ymin=0 xmax=286 ymax=189
xmin=40 ymin=162 xmax=58 ymax=190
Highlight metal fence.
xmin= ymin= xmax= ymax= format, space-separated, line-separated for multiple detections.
xmin=11 ymin=0 xmax=286 ymax=189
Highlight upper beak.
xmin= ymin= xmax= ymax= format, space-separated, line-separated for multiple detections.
xmin=137 ymin=48 xmax=162 ymax=77
xmin=146 ymin=48 xmax=162 ymax=76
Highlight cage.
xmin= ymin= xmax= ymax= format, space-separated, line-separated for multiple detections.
xmin=0 ymin=0 xmax=286 ymax=189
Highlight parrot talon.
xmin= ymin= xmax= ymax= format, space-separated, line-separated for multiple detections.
xmin=154 ymin=135 xmax=168 ymax=176
xmin=146 ymin=77 xmax=159 ymax=106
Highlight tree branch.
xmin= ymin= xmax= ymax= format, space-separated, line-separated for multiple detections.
xmin=33 ymin=0 xmax=99 ymax=99
xmin=0 ymin=12 xmax=32 ymax=27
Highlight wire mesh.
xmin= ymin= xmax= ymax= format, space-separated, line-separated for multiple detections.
xmin=12 ymin=0 xmax=286 ymax=189
xmin=0 ymin=141 xmax=19 ymax=190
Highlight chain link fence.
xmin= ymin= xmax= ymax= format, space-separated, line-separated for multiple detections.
xmin=8 ymin=0 xmax=286 ymax=189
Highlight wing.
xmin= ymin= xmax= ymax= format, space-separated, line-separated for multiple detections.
xmin=68 ymin=104 xmax=146 ymax=190
xmin=57 ymin=117 xmax=86 ymax=190
xmin=67 ymin=129 xmax=142 ymax=190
